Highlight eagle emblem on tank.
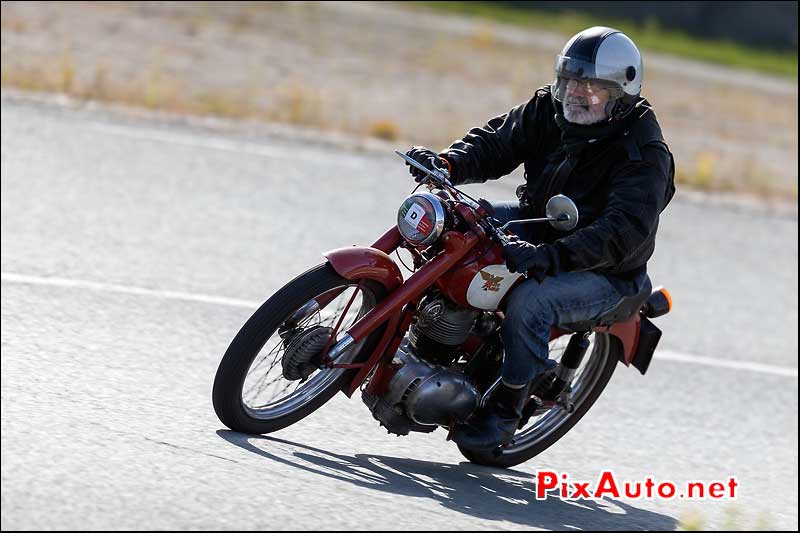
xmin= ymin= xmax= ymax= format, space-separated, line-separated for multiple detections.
xmin=480 ymin=271 xmax=504 ymax=292
xmin=463 ymin=265 xmax=523 ymax=310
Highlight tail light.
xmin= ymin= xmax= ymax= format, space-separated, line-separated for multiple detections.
xmin=643 ymin=287 xmax=672 ymax=318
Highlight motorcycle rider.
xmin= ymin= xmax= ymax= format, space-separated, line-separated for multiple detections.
xmin=405 ymin=27 xmax=675 ymax=451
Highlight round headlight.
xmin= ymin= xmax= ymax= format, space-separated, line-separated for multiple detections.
xmin=397 ymin=192 xmax=446 ymax=247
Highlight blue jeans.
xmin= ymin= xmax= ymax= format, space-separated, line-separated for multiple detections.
xmin=489 ymin=200 xmax=626 ymax=387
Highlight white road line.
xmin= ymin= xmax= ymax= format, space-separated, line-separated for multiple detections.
xmin=2 ymin=271 xmax=798 ymax=379
xmin=656 ymin=351 xmax=797 ymax=378
xmin=1 ymin=272 xmax=261 ymax=309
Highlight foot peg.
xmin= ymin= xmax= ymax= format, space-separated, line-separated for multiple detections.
xmin=555 ymin=390 xmax=575 ymax=414
xmin=517 ymin=387 xmax=575 ymax=429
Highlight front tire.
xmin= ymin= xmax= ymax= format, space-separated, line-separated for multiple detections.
xmin=212 ymin=263 xmax=387 ymax=434
xmin=458 ymin=332 xmax=619 ymax=468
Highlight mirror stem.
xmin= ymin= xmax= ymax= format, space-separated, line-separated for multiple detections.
xmin=500 ymin=217 xmax=555 ymax=230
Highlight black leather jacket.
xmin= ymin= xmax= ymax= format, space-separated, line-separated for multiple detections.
xmin=441 ymin=87 xmax=675 ymax=291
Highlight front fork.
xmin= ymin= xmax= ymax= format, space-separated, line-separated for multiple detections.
xmin=324 ymin=229 xmax=481 ymax=396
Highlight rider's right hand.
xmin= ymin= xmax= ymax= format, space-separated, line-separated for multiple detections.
xmin=405 ymin=146 xmax=448 ymax=182
xmin=501 ymin=239 xmax=560 ymax=282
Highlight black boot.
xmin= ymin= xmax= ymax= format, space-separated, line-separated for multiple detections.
xmin=529 ymin=365 xmax=569 ymax=403
xmin=451 ymin=383 xmax=529 ymax=451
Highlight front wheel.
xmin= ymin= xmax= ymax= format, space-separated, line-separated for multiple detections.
xmin=212 ymin=263 xmax=387 ymax=434
xmin=458 ymin=332 xmax=619 ymax=468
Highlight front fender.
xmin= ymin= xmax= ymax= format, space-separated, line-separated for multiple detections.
xmin=324 ymin=246 xmax=404 ymax=292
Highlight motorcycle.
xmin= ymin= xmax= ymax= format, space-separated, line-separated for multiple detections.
xmin=212 ymin=151 xmax=672 ymax=468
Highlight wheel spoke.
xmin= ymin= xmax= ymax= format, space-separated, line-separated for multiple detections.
xmin=248 ymin=339 xmax=284 ymax=375
xmin=240 ymin=283 xmax=376 ymax=420
xmin=244 ymin=362 xmax=277 ymax=399
xmin=243 ymin=341 xmax=287 ymax=399
xmin=296 ymin=310 xmax=322 ymax=329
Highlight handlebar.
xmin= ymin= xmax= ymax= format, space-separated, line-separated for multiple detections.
xmin=395 ymin=150 xmax=558 ymax=248
xmin=395 ymin=151 xmax=453 ymax=189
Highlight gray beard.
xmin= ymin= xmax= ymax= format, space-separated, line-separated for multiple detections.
xmin=563 ymin=103 xmax=609 ymax=125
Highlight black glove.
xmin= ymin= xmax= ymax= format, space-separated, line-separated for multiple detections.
xmin=502 ymin=240 xmax=560 ymax=282
xmin=405 ymin=146 xmax=448 ymax=182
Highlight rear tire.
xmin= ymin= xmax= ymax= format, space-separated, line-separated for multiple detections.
xmin=458 ymin=333 xmax=619 ymax=468
xmin=212 ymin=263 xmax=387 ymax=434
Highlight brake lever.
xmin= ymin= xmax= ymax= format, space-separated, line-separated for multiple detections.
xmin=482 ymin=216 xmax=515 ymax=246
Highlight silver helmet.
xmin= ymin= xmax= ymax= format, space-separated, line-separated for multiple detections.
xmin=552 ymin=27 xmax=643 ymax=120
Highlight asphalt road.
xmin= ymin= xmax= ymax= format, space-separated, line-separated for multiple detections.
xmin=1 ymin=96 xmax=798 ymax=530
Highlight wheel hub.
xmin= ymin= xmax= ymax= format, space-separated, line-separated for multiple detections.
xmin=281 ymin=325 xmax=334 ymax=381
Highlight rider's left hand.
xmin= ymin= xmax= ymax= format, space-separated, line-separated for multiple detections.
xmin=502 ymin=240 xmax=560 ymax=282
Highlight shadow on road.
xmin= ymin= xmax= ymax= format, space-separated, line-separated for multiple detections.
xmin=217 ymin=430 xmax=678 ymax=530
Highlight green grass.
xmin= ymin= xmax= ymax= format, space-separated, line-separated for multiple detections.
xmin=415 ymin=2 xmax=798 ymax=78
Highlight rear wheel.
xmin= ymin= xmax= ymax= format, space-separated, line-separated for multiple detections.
xmin=212 ymin=263 xmax=387 ymax=434
xmin=458 ymin=332 xmax=618 ymax=468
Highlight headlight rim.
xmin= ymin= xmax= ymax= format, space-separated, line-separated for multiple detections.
xmin=397 ymin=192 xmax=448 ymax=247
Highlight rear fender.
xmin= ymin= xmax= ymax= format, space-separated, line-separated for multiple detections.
xmin=601 ymin=313 xmax=662 ymax=375
xmin=324 ymin=246 xmax=404 ymax=292
xmin=596 ymin=287 xmax=671 ymax=375
xmin=601 ymin=315 xmax=641 ymax=369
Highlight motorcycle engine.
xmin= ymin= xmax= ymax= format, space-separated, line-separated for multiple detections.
xmin=361 ymin=346 xmax=480 ymax=436
xmin=408 ymin=295 xmax=479 ymax=365
xmin=361 ymin=295 xmax=483 ymax=436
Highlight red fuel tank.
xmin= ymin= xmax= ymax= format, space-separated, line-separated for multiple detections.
xmin=435 ymin=239 xmax=524 ymax=311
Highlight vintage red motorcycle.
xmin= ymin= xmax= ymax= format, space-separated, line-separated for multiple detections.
xmin=212 ymin=152 xmax=672 ymax=467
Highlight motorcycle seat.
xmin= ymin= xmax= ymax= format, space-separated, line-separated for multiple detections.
xmin=560 ymin=275 xmax=653 ymax=332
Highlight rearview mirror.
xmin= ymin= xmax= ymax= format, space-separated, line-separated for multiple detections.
xmin=545 ymin=195 xmax=579 ymax=231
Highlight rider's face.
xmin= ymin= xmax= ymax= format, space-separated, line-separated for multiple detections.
xmin=561 ymin=78 xmax=611 ymax=125
xmin=564 ymin=78 xmax=610 ymax=107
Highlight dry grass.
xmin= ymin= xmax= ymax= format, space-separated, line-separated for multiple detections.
xmin=271 ymin=80 xmax=325 ymax=127
xmin=468 ymin=22 xmax=498 ymax=50
xmin=2 ymin=60 xmax=223 ymax=117
xmin=1 ymin=1 xmax=796 ymax=200
xmin=0 ymin=53 xmax=402 ymax=142
xmin=679 ymin=510 xmax=706 ymax=531
xmin=367 ymin=119 xmax=401 ymax=141
xmin=672 ymin=161 xmax=797 ymax=200
xmin=679 ymin=507 xmax=776 ymax=531
xmin=673 ymin=151 xmax=798 ymax=200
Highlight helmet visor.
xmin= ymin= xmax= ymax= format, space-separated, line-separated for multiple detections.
xmin=552 ymin=55 xmax=625 ymax=104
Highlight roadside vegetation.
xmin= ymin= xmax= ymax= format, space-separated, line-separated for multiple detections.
xmin=419 ymin=2 xmax=798 ymax=78
xmin=679 ymin=507 xmax=775 ymax=531
xmin=1 ymin=2 xmax=796 ymax=201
